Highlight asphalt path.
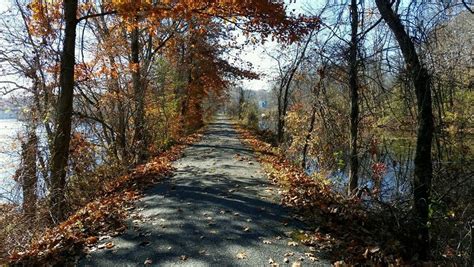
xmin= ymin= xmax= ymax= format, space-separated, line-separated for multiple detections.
xmin=80 ymin=115 xmax=329 ymax=266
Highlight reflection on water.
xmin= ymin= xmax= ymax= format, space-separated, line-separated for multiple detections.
xmin=0 ymin=119 xmax=22 ymax=203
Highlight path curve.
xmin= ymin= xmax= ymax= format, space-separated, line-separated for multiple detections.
xmin=80 ymin=115 xmax=328 ymax=266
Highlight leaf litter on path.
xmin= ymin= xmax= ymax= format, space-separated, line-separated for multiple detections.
xmin=236 ymin=251 xmax=247 ymax=259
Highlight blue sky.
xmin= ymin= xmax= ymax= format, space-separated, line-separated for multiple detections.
xmin=239 ymin=0 xmax=314 ymax=91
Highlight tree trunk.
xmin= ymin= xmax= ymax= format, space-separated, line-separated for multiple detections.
xmin=97 ymin=15 xmax=128 ymax=163
xmin=238 ymin=87 xmax=244 ymax=120
xmin=131 ymin=21 xmax=147 ymax=163
xmin=277 ymin=85 xmax=284 ymax=143
xmin=302 ymin=106 xmax=316 ymax=169
xmin=375 ymin=0 xmax=434 ymax=260
xmin=302 ymin=68 xmax=325 ymax=169
xmin=348 ymin=0 xmax=360 ymax=195
xmin=278 ymin=76 xmax=292 ymax=143
xmin=49 ymin=0 xmax=78 ymax=222
xmin=20 ymin=129 xmax=38 ymax=217
xmin=276 ymin=31 xmax=313 ymax=144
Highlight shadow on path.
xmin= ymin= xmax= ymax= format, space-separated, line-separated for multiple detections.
xmin=80 ymin=115 xmax=329 ymax=266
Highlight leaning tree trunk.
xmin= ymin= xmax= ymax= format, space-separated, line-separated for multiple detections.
xmin=375 ymin=0 xmax=434 ymax=260
xmin=348 ymin=0 xmax=360 ymax=195
xmin=131 ymin=21 xmax=147 ymax=163
xmin=277 ymin=31 xmax=314 ymax=144
xmin=302 ymin=67 xmax=325 ymax=169
xmin=49 ymin=0 xmax=78 ymax=222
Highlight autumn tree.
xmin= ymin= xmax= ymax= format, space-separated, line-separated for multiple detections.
xmin=26 ymin=0 xmax=316 ymax=221
xmin=269 ymin=30 xmax=314 ymax=144
xmin=376 ymin=0 xmax=434 ymax=259
xmin=0 ymin=0 xmax=58 ymax=216
xmin=47 ymin=0 xmax=78 ymax=222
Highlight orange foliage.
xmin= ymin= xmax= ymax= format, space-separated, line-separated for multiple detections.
xmin=8 ymin=131 xmax=203 ymax=265
xmin=106 ymin=0 xmax=318 ymax=42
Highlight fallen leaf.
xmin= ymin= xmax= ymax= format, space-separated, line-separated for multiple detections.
xmin=85 ymin=236 xmax=98 ymax=245
xmin=370 ymin=247 xmax=380 ymax=253
xmin=111 ymin=231 xmax=120 ymax=237
xmin=363 ymin=249 xmax=369 ymax=258
xmin=99 ymin=235 xmax=111 ymax=241
xmin=236 ymin=251 xmax=247 ymax=259
xmin=288 ymin=241 xmax=298 ymax=247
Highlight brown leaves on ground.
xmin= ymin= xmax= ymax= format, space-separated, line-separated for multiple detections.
xmin=8 ymin=132 xmax=203 ymax=266
xmin=235 ymin=126 xmax=404 ymax=265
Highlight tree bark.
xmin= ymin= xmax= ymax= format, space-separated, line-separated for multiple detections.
xmin=49 ymin=0 xmax=78 ymax=222
xmin=131 ymin=20 xmax=147 ymax=163
xmin=238 ymin=87 xmax=244 ymax=120
xmin=375 ymin=0 xmax=434 ymax=260
xmin=20 ymin=129 xmax=38 ymax=217
xmin=348 ymin=0 xmax=360 ymax=195
xmin=302 ymin=106 xmax=316 ymax=169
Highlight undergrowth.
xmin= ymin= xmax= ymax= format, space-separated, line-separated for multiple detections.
xmin=235 ymin=124 xmax=425 ymax=265
xmin=4 ymin=131 xmax=203 ymax=266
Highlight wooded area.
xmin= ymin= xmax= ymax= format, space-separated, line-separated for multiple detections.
xmin=0 ymin=0 xmax=472 ymax=265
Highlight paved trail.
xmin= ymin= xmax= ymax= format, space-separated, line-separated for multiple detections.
xmin=80 ymin=115 xmax=328 ymax=266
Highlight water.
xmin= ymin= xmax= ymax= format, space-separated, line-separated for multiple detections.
xmin=0 ymin=119 xmax=22 ymax=203
xmin=257 ymin=115 xmax=417 ymax=201
xmin=304 ymin=147 xmax=415 ymax=202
